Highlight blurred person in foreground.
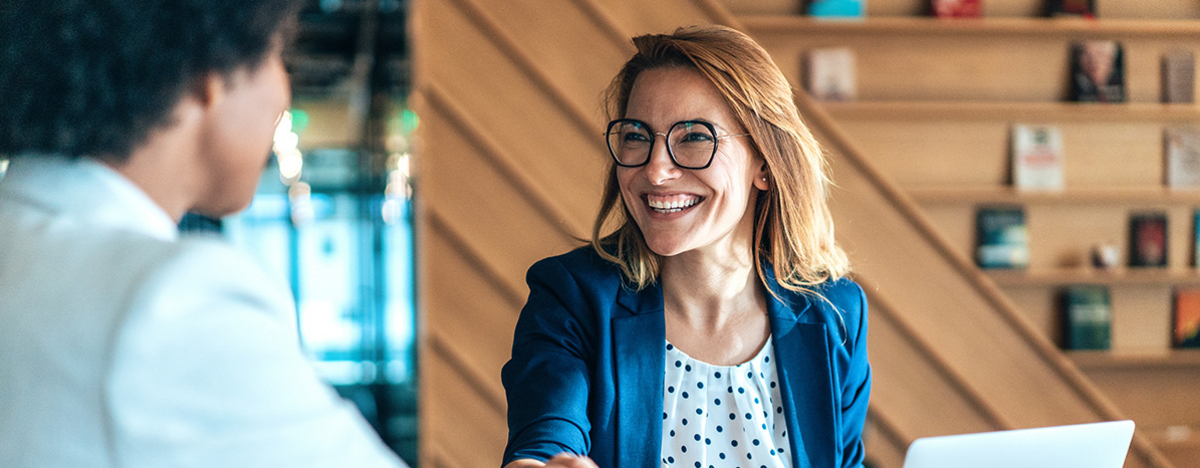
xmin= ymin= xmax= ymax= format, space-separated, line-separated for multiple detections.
xmin=0 ymin=1 xmax=406 ymax=467
xmin=501 ymin=26 xmax=870 ymax=468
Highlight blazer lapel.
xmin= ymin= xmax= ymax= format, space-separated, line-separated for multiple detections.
xmin=768 ymin=290 xmax=835 ymax=468
xmin=613 ymin=283 xmax=665 ymax=467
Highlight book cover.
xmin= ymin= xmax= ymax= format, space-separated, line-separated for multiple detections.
xmin=932 ymin=0 xmax=982 ymax=18
xmin=1165 ymin=127 xmax=1200 ymax=189
xmin=1046 ymin=0 xmax=1094 ymax=17
xmin=1011 ymin=124 xmax=1064 ymax=191
xmin=808 ymin=0 xmax=864 ymax=18
xmin=805 ymin=48 xmax=856 ymax=102
xmin=1062 ymin=285 xmax=1111 ymax=351
xmin=976 ymin=207 xmax=1029 ymax=269
xmin=1069 ymin=40 xmax=1125 ymax=103
xmin=1175 ymin=288 xmax=1200 ymax=348
xmin=1162 ymin=50 xmax=1195 ymax=104
xmin=1194 ymin=210 xmax=1200 ymax=267
xmin=1129 ymin=212 xmax=1168 ymax=267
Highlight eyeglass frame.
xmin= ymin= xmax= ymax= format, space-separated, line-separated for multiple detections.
xmin=604 ymin=118 xmax=750 ymax=170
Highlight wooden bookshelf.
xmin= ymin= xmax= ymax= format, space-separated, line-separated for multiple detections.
xmin=822 ymin=101 xmax=1200 ymax=122
xmin=986 ymin=268 xmax=1200 ymax=286
xmin=910 ymin=187 xmax=1200 ymax=205
xmin=1069 ymin=350 xmax=1200 ymax=370
xmin=736 ymin=8 xmax=1200 ymax=466
xmin=743 ymin=16 xmax=1200 ymax=38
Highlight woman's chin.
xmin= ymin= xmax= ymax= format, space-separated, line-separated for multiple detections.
xmin=644 ymin=238 xmax=690 ymax=258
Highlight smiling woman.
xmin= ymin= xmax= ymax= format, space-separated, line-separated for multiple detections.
xmin=501 ymin=25 xmax=871 ymax=468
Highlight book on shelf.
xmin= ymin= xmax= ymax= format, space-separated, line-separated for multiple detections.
xmin=1165 ymin=127 xmax=1200 ymax=189
xmin=976 ymin=207 xmax=1029 ymax=269
xmin=1069 ymin=40 xmax=1125 ymax=103
xmin=1062 ymin=285 xmax=1111 ymax=351
xmin=1194 ymin=210 xmax=1200 ymax=267
xmin=1129 ymin=212 xmax=1168 ymax=268
xmin=804 ymin=48 xmax=856 ymax=102
xmin=807 ymin=0 xmax=864 ymax=18
xmin=1046 ymin=0 xmax=1094 ymax=17
xmin=1162 ymin=50 xmax=1195 ymax=104
xmin=1175 ymin=288 xmax=1200 ymax=348
xmin=932 ymin=0 xmax=982 ymax=18
xmin=1011 ymin=124 xmax=1064 ymax=191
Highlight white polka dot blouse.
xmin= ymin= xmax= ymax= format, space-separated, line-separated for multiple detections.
xmin=660 ymin=337 xmax=790 ymax=468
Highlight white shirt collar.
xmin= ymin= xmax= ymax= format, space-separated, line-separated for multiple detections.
xmin=0 ymin=155 xmax=179 ymax=241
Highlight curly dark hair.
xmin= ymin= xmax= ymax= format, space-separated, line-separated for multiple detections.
xmin=0 ymin=0 xmax=301 ymax=161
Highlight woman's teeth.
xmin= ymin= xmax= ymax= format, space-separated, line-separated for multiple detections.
xmin=647 ymin=197 xmax=699 ymax=213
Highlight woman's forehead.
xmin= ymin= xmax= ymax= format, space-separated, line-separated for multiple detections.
xmin=624 ymin=67 xmax=738 ymax=129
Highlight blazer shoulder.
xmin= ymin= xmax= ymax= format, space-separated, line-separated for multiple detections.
xmin=527 ymin=246 xmax=624 ymax=286
xmin=782 ymin=276 xmax=866 ymax=327
xmin=815 ymin=277 xmax=866 ymax=310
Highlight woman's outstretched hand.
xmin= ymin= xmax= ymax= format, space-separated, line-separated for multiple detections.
xmin=504 ymin=454 xmax=598 ymax=468
xmin=544 ymin=454 xmax=598 ymax=468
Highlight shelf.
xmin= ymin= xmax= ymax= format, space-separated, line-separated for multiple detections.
xmin=1069 ymin=350 xmax=1200 ymax=370
xmin=743 ymin=16 xmax=1200 ymax=38
xmin=909 ymin=187 xmax=1200 ymax=205
xmin=820 ymin=101 xmax=1200 ymax=122
xmin=986 ymin=268 xmax=1200 ymax=286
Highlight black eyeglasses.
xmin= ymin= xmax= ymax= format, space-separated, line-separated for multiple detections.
xmin=605 ymin=119 xmax=750 ymax=170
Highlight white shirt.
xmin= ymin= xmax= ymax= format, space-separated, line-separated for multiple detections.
xmin=661 ymin=338 xmax=791 ymax=468
xmin=0 ymin=156 xmax=406 ymax=468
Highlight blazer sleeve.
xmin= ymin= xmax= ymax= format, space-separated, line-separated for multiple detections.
xmin=501 ymin=257 xmax=596 ymax=465
xmin=838 ymin=282 xmax=872 ymax=468
xmin=105 ymin=240 xmax=406 ymax=468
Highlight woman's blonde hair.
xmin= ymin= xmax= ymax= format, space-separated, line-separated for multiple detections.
xmin=590 ymin=24 xmax=850 ymax=295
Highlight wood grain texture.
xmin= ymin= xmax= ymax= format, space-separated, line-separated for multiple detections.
xmin=413 ymin=0 xmax=1182 ymax=466
xmin=746 ymin=17 xmax=1200 ymax=103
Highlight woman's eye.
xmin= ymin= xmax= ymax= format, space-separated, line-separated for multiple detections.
xmin=624 ymin=132 xmax=651 ymax=142
xmin=681 ymin=132 xmax=714 ymax=142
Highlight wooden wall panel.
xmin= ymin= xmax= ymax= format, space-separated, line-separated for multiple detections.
xmin=419 ymin=102 xmax=577 ymax=289
xmin=863 ymin=418 xmax=907 ymax=468
xmin=599 ymin=0 xmax=729 ymax=37
xmin=468 ymin=0 xmax=630 ymax=124
xmin=424 ymin=344 xmax=509 ymax=467
xmin=421 ymin=0 xmax=607 ymax=230
xmin=424 ymin=229 xmax=523 ymax=380
xmin=867 ymin=302 xmax=999 ymax=437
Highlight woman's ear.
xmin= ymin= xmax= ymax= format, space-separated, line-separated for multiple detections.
xmin=189 ymin=72 xmax=228 ymax=109
xmin=753 ymin=161 xmax=770 ymax=191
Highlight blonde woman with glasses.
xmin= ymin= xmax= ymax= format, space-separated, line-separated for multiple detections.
xmin=502 ymin=25 xmax=871 ymax=468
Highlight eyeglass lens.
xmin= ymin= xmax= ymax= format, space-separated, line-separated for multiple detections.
xmin=607 ymin=120 xmax=717 ymax=169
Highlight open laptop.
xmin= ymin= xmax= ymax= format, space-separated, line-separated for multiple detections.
xmin=902 ymin=420 xmax=1135 ymax=468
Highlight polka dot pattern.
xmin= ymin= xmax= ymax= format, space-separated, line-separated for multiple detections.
xmin=660 ymin=337 xmax=790 ymax=468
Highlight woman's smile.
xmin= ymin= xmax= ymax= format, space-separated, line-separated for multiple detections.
xmin=645 ymin=193 xmax=703 ymax=214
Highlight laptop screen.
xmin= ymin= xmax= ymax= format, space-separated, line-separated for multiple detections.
xmin=901 ymin=420 xmax=1135 ymax=468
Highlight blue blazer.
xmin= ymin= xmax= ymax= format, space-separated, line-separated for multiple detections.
xmin=501 ymin=247 xmax=871 ymax=468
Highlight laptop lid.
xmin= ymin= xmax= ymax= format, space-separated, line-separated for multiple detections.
xmin=901 ymin=420 xmax=1135 ymax=468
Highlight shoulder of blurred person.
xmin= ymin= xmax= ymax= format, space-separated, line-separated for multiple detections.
xmin=0 ymin=157 xmax=406 ymax=467
xmin=0 ymin=0 xmax=409 ymax=465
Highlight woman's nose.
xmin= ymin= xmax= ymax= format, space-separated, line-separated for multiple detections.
xmin=644 ymin=134 xmax=681 ymax=185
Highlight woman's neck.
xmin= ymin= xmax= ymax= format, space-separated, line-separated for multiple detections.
xmin=660 ymin=242 xmax=763 ymax=331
